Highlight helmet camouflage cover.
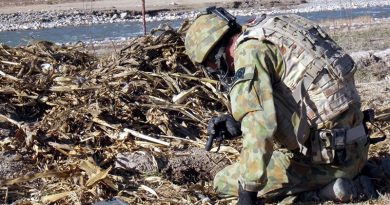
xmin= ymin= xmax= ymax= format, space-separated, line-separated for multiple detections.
xmin=185 ymin=14 xmax=230 ymax=64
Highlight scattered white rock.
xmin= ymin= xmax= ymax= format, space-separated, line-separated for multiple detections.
xmin=111 ymin=14 xmax=118 ymax=20
xmin=373 ymin=48 xmax=390 ymax=59
xmin=40 ymin=63 xmax=53 ymax=74
xmin=350 ymin=50 xmax=372 ymax=61
xmin=0 ymin=0 xmax=389 ymax=33
xmin=120 ymin=12 xmax=127 ymax=19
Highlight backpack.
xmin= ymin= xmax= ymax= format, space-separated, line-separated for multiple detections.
xmin=236 ymin=14 xmax=361 ymax=153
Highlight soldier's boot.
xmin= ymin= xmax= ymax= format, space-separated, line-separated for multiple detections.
xmin=382 ymin=158 xmax=390 ymax=176
xmin=318 ymin=178 xmax=357 ymax=202
xmin=361 ymin=158 xmax=390 ymax=178
xmin=361 ymin=161 xmax=383 ymax=178
xmin=299 ymin=176 xmax=377 ymax=202
xmin=237 ymin=182 xmax=260 ymax=205
xmin=298 ymin=178 xmax=357 ymax=202
xmin=354 ymin=175 xmax=378 ymax=199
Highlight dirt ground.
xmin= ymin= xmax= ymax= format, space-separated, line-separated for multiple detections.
xmin=163 ymin=148 xmax=230 ymax=184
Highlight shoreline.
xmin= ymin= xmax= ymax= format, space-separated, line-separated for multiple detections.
xmin=87 ymin=17 xmax=390 ymax=56
xmin=0 ymin=0 xmax=390 ymax=32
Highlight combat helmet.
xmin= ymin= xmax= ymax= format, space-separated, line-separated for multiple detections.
xmin=185 ymin=7 xmax=240 ymax=64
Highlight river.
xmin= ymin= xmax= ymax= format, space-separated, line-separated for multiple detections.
xmin=0 ymin=5 xmax=389 ymax=47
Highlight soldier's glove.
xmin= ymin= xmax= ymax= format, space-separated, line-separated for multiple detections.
xmin=207 ymin=114 xmax=242 ymax=140
xmin=237 ymin=182 xmax=259 ymax=205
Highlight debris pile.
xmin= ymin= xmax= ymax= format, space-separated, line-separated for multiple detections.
xmin=0 ymin=21 xmax=389 ymax=205
xmin=0 ymin=22 xmax=236 ymax=204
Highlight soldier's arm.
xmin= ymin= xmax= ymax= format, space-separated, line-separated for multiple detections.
xmin=230 ymin=39 xmax=283 ymax=192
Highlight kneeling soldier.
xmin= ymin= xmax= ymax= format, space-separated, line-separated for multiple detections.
xmin=185 ymin=7 xmax=378 ymax=204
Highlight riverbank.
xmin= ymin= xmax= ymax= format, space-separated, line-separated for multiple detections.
xmin=82 ymin=16 xmax=390 ymax=58
xmin=1 ymin=0 xmax=390 ymax=32
xmin=0 ymin=0 xmax=301 ymax=32
xmin=0 ymin=0 xmax=301 ymax=13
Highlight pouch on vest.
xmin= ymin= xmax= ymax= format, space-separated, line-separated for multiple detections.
xmin=229 ymin=67 xmax=263 ymax=121
xmin=311 ymin=129 xmax=347 ymax=164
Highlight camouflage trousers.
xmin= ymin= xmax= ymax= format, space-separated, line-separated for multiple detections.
xmin=213 ymin=137 xmax=369 ymax=202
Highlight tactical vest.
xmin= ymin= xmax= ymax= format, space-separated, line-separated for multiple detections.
xmin=235 ymin=14 xmax=361 ymax=152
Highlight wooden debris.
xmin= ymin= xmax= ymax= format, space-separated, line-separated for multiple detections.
xmin=123 ymin=128 xmax=170 ymax=146
xmin=0 ymin=24 xmax=229 ymax=204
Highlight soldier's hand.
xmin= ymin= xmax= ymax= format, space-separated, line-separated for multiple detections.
xmin=207 ymin=114 xmax=242 ymax=139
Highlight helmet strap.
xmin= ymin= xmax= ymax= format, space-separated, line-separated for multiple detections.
xmin=201 ymin=42 xmax=236 ymax=92
xmin=213 ymin=46 xmax=235 ymax=92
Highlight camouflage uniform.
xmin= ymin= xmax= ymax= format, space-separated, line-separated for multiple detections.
xmin=213 ymin=32 xmax=368 ymax=202
xmin=184 ymin=11 xmax=368 ymax=202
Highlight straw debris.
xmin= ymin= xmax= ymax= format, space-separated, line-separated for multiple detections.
xmin=0 ymin=21 xmax=234 ymax=204
xmin=0 ymin=21 xmax=389 ymax=205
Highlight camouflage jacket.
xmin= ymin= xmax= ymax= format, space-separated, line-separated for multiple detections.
xmin=229 ymin=15 xmax=363 ymax=192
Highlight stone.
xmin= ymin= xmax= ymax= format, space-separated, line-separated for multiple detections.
xmin=120 ymin=12 xmax=127 ymax=19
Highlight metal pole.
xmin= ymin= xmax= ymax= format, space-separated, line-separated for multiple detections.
xmin=142 ymin=0 xmax=146 ymax=35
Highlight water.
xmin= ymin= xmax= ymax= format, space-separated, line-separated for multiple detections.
xmin=0 ymin=20 xmax=183 ymax=46
xmin=1 ymin=6 xmax=389 ymax=47
xmin=297 ymin=5 xmax=390 ymax=20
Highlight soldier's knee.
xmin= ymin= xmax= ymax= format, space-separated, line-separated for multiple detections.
xmin=213 ymin=171 xmax=223 ymax=189
xmin=213 ymin=170 xmax=239 ymax=197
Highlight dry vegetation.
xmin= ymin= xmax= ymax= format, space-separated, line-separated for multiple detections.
xmin=0 ymin=22 xmax=237 ymax=204
xmin=0 ymin=18 xmax=389 ymax=205
xmin=326 ymin=17 xmax=390 ymax=52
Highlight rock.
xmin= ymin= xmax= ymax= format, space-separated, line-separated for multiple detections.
xmin=373 ymin=48 xmax=390 ymax=60
xmin=350 ymin=50 xmax=372 ymax=61
xmin=93 ymin=198 xmax=128 ymax=205
xmin=0 ymin=128 xmax=10 ymax=136
xmin=40 ymin=63 xmax=53 ymax=74
xmin=114 ymin=151 xmax=160 ymax=174
xmin=0 ymin=152 xmax=26 ymax=179
xmin=111 ymin=14 xmax=118 ymax=20
xmin=120 ymin=12 xmax=127 ymax=19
